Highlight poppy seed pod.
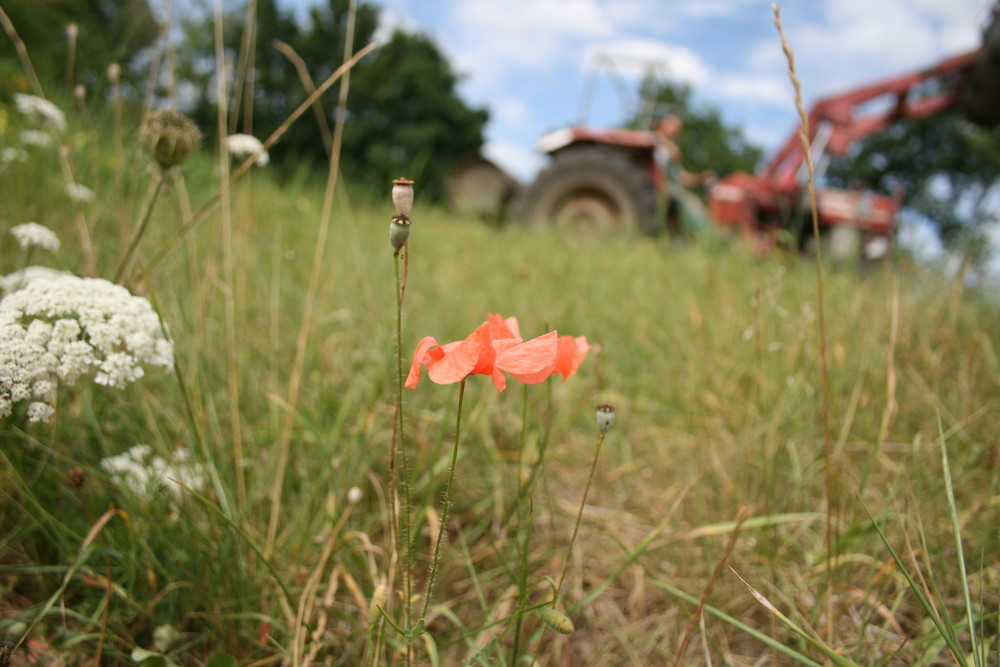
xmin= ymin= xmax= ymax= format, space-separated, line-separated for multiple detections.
xmin=392 ymin=178 xmax=414 ymax=217
xmin=140 ymin=109 xmax=202 ymax=169
xmin=596 ymin=404 xmax=616 ymax=433
xmin=389 ymin=216 xmax=411 ymax=255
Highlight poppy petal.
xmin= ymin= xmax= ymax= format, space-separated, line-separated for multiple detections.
xmin=427 ymin=335 xmax=480 ymax=385
xmin=405 ymin=336 xmax=440 ymax=389
xmin=496 ymin=331 xmax=558 ymax=385
xmin=554 ymin=336 xmax=590 ymax=381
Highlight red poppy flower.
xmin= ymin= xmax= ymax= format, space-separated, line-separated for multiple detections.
xmin=406 ymin=314 xmax=582 ymax=392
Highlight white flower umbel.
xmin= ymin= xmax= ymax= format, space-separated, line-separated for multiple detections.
xmin=10 ymin=222 xmax=60 ymax=252
xmin=101 ymin=444 xmax=205 ymax=504
xmin=0 ymin=266 xmax=71 ymax=295
xmin=225 ymin=133 xmax=269 ymax=166
xmin=14 ymin=93 xmax=67 ymax=132
xmin=0 ymin=147 xmax=28 ymax=165
xmin=19 ymin=130 xmax=54 ymax=148
xmin=65 ymin=183 xmax=95 ymax=203
xmin=0 ymin=274 xmax=174 ymax=421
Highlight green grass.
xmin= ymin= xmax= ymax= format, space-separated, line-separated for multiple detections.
xmin=1 ymin=104 xmax=999 ymax=666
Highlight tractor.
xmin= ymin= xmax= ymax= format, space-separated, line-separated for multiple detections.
xmin=450 ymin=5 xmax=1000 ymax=258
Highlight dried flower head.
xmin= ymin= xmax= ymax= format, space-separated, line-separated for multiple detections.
xmin=107 ymin=62 xmax=121 ymax=84
xmin=67 ymin=466 xmax=86 ymax=489
xmin=14 ymin=93 xmax=66 ymax=132
xmin=596 ymin=404 xmax=616 ymax=433
xmin=0 ymin=273 xmax=174 ymax=421
xmin=140 ymin=109 xmax=202 ymax=168
xmin=347 ymin=486 xmax=363 ymax=503
xmin=225 ymin=133 xmax=269 ymax=166
xmin=10 ymin=222 xmax=60 ymax=252
xmin=392 ymin=178 xmax=414 ymax=218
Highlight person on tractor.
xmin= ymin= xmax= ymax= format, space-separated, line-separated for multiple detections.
xmin=653 ymin=114 xmax=716 ymax=235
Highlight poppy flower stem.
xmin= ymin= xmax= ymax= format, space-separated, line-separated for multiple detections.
xmin=390 ymin=249 xmax=414 ymax=640
xmin=420 ymin=377 xmax=467 ymax=624
xmin=556 ymin=430 xmax=606 ymax=601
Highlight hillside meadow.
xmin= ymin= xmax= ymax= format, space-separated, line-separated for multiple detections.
xmin=1 ymin=101 xmax=999 ymax=666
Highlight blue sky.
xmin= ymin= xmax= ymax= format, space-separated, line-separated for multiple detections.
xmin=279 ymin=0 xmax=990 ymax=182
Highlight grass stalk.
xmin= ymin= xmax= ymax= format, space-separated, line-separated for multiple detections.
xmin=265 ymin=0 xmax=359 ymax=556
xmin=773 ymin=5 xmax=835 ymax=644
xmin=939 ymin=413 xmax=982 ymax=666
xmin=143 ymin=40 xmax=378 ymax=279
xmin=213 ymin=0 xmax=247 ymax=519
xmin=115 ymin=169 xmax=165 ymax=284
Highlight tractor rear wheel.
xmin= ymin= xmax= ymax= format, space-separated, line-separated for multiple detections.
xmin=513 ymin=146 xmax=659 ymax=236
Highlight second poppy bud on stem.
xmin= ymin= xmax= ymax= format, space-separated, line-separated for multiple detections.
xmin=390 ymin=178 xmax=414 ymax=256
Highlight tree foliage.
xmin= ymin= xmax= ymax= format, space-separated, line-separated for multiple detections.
xmin=827 ymin=114 xmax=1000 ymax=254
xmin=175 ymin=0 xmax=487 ymax=199
xmin=0 ymin=0 xmax=158 ymax=98
xmin=630 ymin=78 xmax=764 ymax=177
xmin=343 ymin=31 xmax=489 ymax=201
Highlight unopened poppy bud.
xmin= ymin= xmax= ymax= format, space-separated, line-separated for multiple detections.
xmin=392 ymin=178 xmax=414 ymax=217
xmin=390 ymin=215 xmax=411 ymax=255
xmin=538 ymin=605 xmax=574 ymax=635
xmin=596 ymin=404 xmax=616 ymax=433
xmin=140 ymin=109 xmax=202 ymax=169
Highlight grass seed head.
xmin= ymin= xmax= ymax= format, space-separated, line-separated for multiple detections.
xmin=538 ymin=605 xmax=575 ymax=635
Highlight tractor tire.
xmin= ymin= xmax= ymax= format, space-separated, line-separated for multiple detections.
xmin=512 ymin=146 xmax=659 ymax=236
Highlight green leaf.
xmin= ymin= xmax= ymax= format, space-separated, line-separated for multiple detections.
xmin=205 ymin=653 xmax=238 ymax=667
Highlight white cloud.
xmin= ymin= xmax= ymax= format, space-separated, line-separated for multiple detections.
xmin=482 ymin=141 xmax=545 ymax=183
xmin=582 ymin=39 xmax=712 ymax=85
xmin=492 ymin=97 xmax=531 ymax=129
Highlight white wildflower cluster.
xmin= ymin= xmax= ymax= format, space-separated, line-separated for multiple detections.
xmin=0 ymin=274 xmax=174 ymax=421
xmin=0 ymin=266 xmax=70 ymax=295
xmin=10 ymin=222 xmax=60 ymax=252
xmin=226 ymin=133 xmax=269 ymax=166
xmin=101 ymin=445 xmax=204 ymax=502
xmin=14 ymin=93 xmax=67 ymax=133
xmin=19 ymin=130 xmax=54 ymax=148
xmin=1 ymin=147 xmax=28 ymax=166
xmin=65 ymin=183 xmax=95 ymax=203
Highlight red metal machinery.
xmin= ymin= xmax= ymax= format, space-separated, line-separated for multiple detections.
xmin=707 ymin=48 xmax=997 ymax=257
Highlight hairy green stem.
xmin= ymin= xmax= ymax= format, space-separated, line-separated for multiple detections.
xmin=420 ymin=378 xmax=467 ymax=624
xmin=557 ymin=430 xmax=605 ymax=599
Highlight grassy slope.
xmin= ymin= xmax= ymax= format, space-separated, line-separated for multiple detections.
xmin=1 ymin=136 xmax=999 ymax=665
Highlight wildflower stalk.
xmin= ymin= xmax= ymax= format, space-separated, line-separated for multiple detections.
xmin=556 ymin=429 xmax=606 ymax=599
xmin=390 ymin=244 xmax=415 ymax=644
xmin=420 ymin=377 xmax=467 ymax=625
xmin=510 ymin=384 xmax=534 ymax=662
xmin=511 ymin=497 xmax=533 ymax=664
xmin=115 ymin=169 xmax=165 ymax=285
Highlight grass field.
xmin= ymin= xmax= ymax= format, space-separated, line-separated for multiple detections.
xmin=2 ymin=113 xmax=999 ymax=666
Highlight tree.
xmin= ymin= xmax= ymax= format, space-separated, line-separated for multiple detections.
xmin=174 ymin=1 xmax=486 ymax=200
xmin=0 ymin=0 xmax=158 ymax=98
xmin=342 ymin=31 xmax=488 ymax=201
xmin=827 ymin=113 xmax=1000 ymax=259
xmin=629 ymin=78 xmax=763 ymax=177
